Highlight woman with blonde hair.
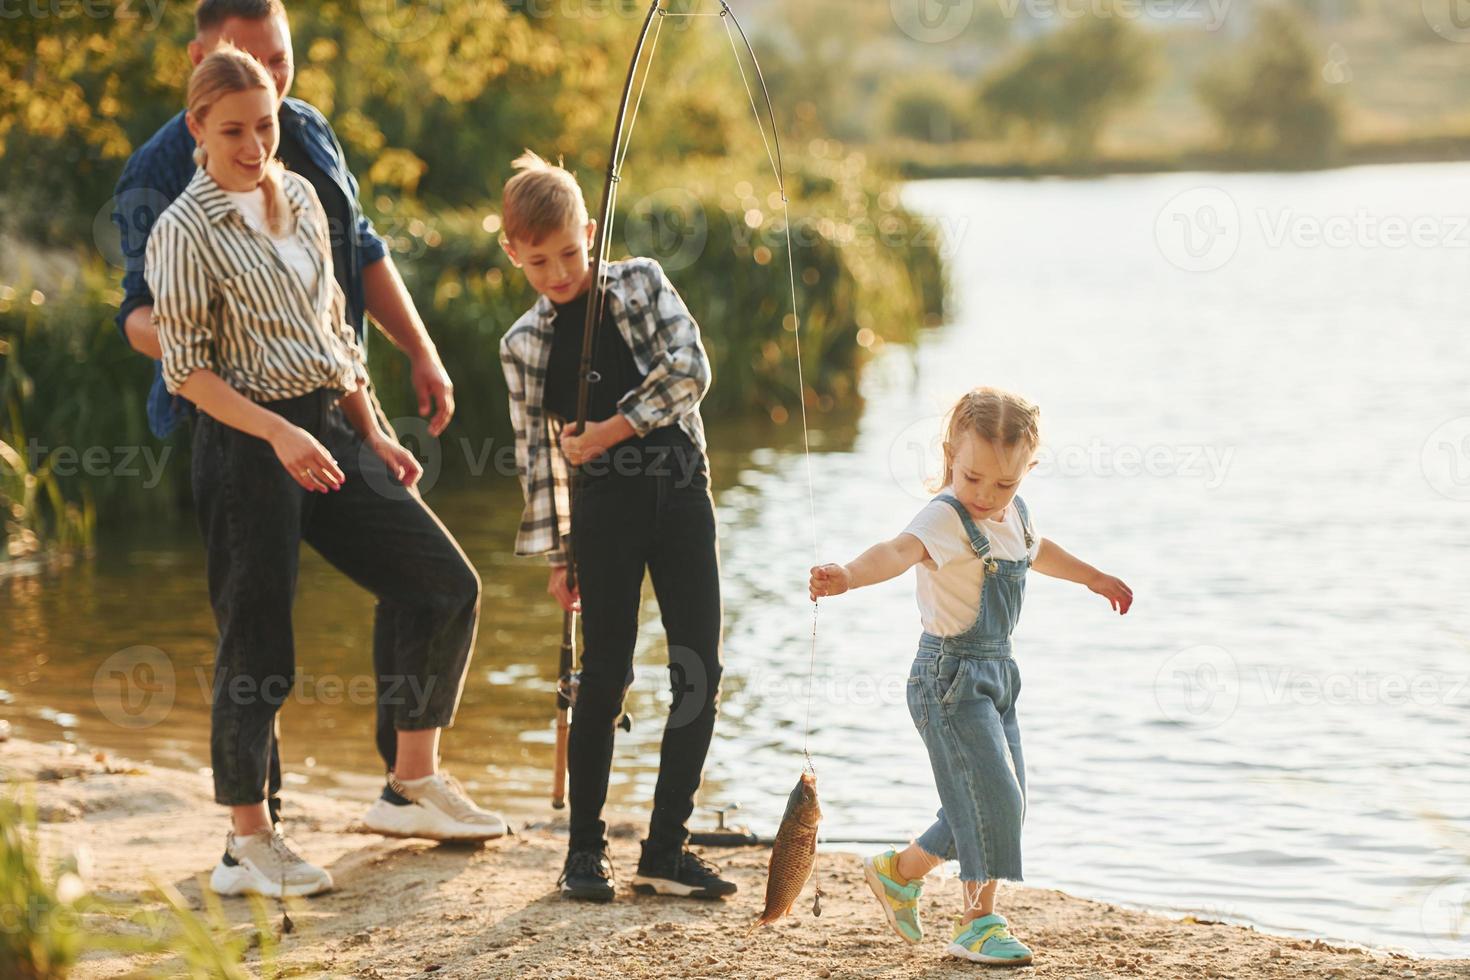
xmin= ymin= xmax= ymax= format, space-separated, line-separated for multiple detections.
xmin=147 ymin=46 xmax=503 ymax=898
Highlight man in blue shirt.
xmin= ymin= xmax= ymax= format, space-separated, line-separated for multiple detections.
xmin=113 ymin=0 xmax=455 ymax=440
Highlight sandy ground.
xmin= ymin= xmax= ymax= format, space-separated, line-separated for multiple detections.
xmin=2 ymin=736 xmax=1462 ymax=980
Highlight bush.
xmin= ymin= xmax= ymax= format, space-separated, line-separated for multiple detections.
xmin=1196 ymin=4 xmax=1341 ymax=167
xmin=976 ymin=10 xmax=1159 ymax=161
xmin=884 ymin=77 xmax=971 ymax=145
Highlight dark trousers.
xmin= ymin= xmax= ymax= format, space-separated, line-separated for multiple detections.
xmin=192 ymin=388 xmax=480 ymax=805
xmin=567 ymin=427 xmax=723 ymax=852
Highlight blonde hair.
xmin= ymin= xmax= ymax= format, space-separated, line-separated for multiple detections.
xmin=187 ymin=46 xmax=290 ymax=237
xmin=938 ymin=387 xmax=1042 ymax=490
xmin=500 ymin=149 xmax=589 ymax=246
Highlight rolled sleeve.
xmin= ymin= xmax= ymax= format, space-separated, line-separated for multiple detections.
xmin=145 ymin=218 xmax=215 ymax=395
xmin=616 ymin=261 xmax=711 ymax=435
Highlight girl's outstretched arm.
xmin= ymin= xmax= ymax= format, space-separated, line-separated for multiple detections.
xmin=810 ymin=533 xmax=929 ymax=600
xmin=1032 ymin=538 xmax=1133 ymax=614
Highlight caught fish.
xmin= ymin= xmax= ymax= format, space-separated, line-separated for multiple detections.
xmin=750 ymin=771 xmax=822 ymax=931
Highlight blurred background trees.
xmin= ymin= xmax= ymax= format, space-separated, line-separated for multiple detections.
xmin=1196 ymin=5 xmax=1342 ymax=167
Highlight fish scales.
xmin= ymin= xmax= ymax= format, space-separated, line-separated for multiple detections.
xmin=750 ymin=771 xmax=822 ymax=931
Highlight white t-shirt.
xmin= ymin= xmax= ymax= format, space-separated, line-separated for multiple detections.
xmin=225 ymin=187 xmax=319 ymax=298
xmin=901 ymin=493 xmax=1041 ymax=637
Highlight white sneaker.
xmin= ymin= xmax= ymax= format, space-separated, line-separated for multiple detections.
xmin=208 ymin=830 xmax=333 ymax=898
xmin=360 ymin=771 xmax=508 ymax=841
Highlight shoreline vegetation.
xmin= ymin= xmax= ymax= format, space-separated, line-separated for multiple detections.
xmin=883 ymin=129 xmax=1470 ymax=180
xmin=4 ymin=734 xmax=1466 ymax=978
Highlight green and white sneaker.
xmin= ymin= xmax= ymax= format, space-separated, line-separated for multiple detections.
xmin=947 ymin=913 xmax=1033 ymax=966
xmin=862 ymin=849 xmax=923 ymax=944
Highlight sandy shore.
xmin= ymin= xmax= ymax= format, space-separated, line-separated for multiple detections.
xmin=2 ymin=736 xmax=1460 ymax=979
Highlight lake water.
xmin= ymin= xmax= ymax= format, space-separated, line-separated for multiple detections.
xmin=4 ymin=162 xmax=1469 ymax=957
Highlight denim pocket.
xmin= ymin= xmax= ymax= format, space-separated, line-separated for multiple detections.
xmin=906 ymin=672 xmax=929 ymax=735
xmin=936 ymin=654 xmax=969 ymax=706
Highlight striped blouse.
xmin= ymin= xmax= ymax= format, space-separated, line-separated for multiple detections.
xmin=145 ymin=166 xmax=369 ymax=401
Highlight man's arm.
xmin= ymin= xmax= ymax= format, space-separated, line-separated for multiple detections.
xmin=123 ymin=306 xmax=162 ymax=359
xmin=361 ymin=255 xmax=455 ymax=435
xmin=112 ymin=119 xmax=193 ymax=359
xmin=326 ymin=97 xmax=454 ymax=437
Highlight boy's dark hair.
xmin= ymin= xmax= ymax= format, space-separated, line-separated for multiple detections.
xmin=196 ymin=0 xmax=286 ymax=34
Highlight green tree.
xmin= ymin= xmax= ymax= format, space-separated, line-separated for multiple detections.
xmin=884 ymin=76 xmax=969 ymax=144
xmin=975 ymin=10 xmax=1159 ymax=162
xmin=1196 ymin=4 xmax=1341 ymax=167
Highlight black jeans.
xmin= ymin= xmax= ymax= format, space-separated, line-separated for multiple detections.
xmin=567 ymin=426 xmax=723 ymax=852
xmin=192 ymin=388 xmax=480 ymax=805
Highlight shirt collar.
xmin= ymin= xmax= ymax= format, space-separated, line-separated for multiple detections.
xmin=188 ymin=164 xmax=310 ymax=227
xmin=187 ymin=166 xmax=237 ymax=225
xmin=533 ymin=272 xmax=625 ymax=330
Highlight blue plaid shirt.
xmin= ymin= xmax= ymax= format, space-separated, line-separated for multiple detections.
xmin=500 ymin=258 xmax=712 ymax=563
xmin=112 ymin=96 xmax=388 ymax=438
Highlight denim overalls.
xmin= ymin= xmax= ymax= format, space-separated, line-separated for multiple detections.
xmin=907 ymin=494 xmax=1033 ymax=883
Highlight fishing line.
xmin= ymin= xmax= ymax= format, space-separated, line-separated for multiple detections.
xmin=717 ymin=0 xmax=827 ymax=919
xmin=591 ymin=0 xmax=824 ymax=780
xmin=717 ymin=0 xmax=821 ymax=780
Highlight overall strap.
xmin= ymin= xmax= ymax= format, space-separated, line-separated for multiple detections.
xmin=1012 ymin=495 xmax=1035 ymax=551
xmin=934 ymin=494 xmax=997 ymax=570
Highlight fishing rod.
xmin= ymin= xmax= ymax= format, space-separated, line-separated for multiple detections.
xmin=551 ymin=0 xmax=664 ymax=811
xmin=550 ymin=1 xmax=820 ymax=832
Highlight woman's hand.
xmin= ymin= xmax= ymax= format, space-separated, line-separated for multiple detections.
xmin=367 ymin=434 xmax=424 ymax=489
xmin=809 ymin=563 xmax=852 ymax=601
xmin=548 ymin=564 xmax=580 ymax=613
xmin=1087 ymin=571 xmax=1133 ymax=615
xmin=270 ymin=424 xmax=345 ymax=492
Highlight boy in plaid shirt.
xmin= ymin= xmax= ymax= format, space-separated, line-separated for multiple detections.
xmin=498 ymin=150 xmax=735 ymax=903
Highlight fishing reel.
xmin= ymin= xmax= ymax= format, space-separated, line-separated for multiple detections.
xmin=559 ymin=670 xmax=634 ymax=733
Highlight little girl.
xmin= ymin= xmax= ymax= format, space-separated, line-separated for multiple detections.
xmin=809 ymin=387 xmax=1132 ymax=966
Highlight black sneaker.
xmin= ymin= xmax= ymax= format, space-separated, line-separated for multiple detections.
xmin=631 ymin=841 xmax=738 ymax=899
xmin=559 ymin=847 xmax=616 ymax=902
